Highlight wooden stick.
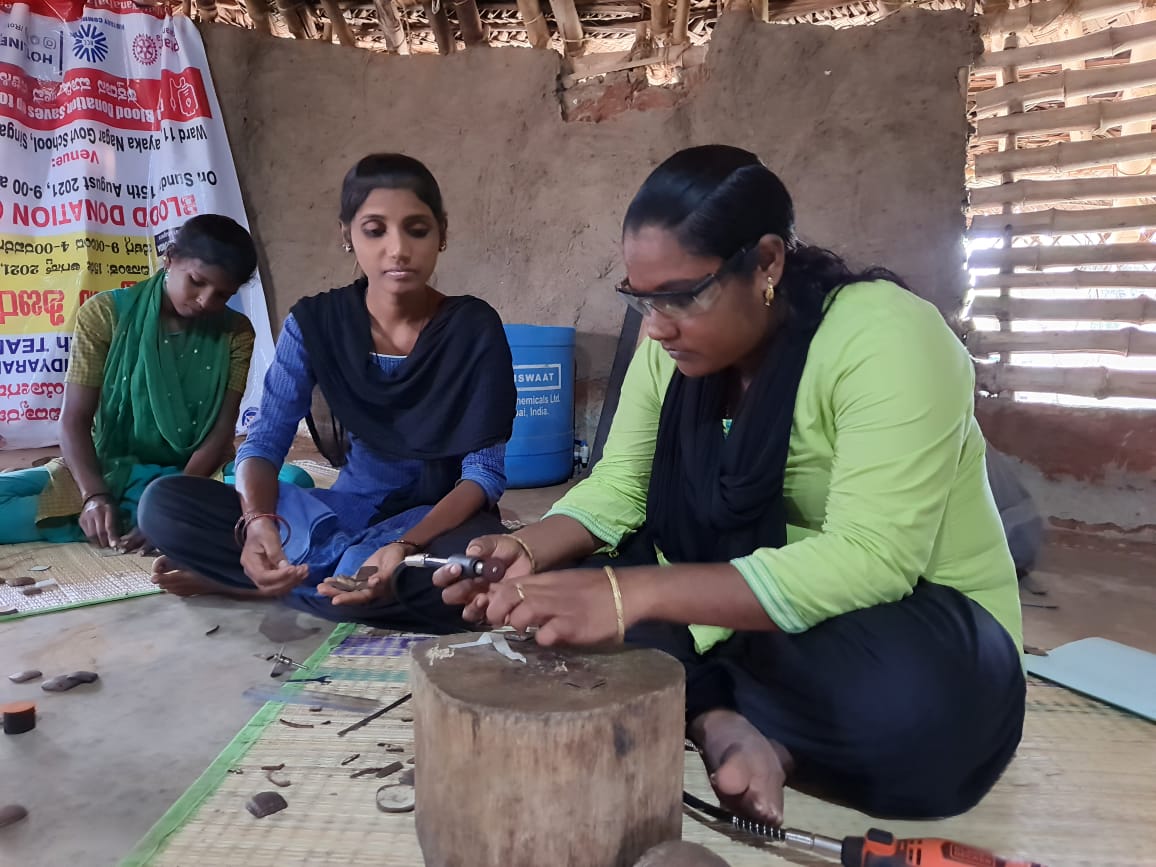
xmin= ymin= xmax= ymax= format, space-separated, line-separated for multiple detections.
xmin=975 ymin=19 xmax=1156 ymax=72
xmin=320 ymin=0 xmax=357 ymax=45
xmin=373 ymin=0 xmax=409 ymax=52
xmin=275 ymin=0 xmax=309 ymax=38
xmin=975 ymin=364 xmax=1156 ymax=400
xmin=970 ymin=175 xmax=1156 ymax=208
xmin=971 ymin=270 xmax=1156 ymax=291
xmin=969 ymin=295 xmax=1156 ymax=323
xmin=424 ymin=0 xmax=456 ymax=54
xmin=337 ymin=692 xmax=412 ymax=737
xmin=974 ymin=59 xmax=1156 ymax=116
xmin=974 ymin=131 xmax=1156 ymax=178
xmin=969 ymin=242 xmax=1156 ymax=271
xmin=671 ymin=0 xmax=689 ymax=43
xmin=453 ymin=0 xmax=486 ymax=44
xmin=975 ymin=94 xmax=1156 ymax=141
xmin=649 ymin=0 xmax=668 ymax=39
xmin=969 ymin=328 xmax=1156 ymax=357
xmin=970 ymin=203 xmax=1156 ymax=237
xmin=515 ymin=0 xmax=550 ymax=48
xmin=548 ymin=0 xmax=584 ymax=55
xmin=982 ymin=0 xmax=1135 ymax=35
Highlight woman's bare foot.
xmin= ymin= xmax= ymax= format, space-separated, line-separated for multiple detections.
xmin=690 ymin=709 xmax=794 ymax=827
xmin=150 ymin=556 xmax=223 ymax=596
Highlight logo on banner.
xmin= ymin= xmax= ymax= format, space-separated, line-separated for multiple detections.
xmin=71 ymin=23 xmax=109 ymax=63
xmin=131 ymin=33 xmax=157 ymax=64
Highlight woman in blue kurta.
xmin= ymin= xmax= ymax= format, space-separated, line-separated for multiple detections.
xmin=137 ymin=154 xmax=516 ymax=628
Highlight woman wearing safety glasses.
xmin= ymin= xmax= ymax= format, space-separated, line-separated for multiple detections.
xmin=433 ymin=145 xmax=1024 ymax=828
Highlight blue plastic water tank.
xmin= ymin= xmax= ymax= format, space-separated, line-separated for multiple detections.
xmin=503 ymin=324 xmax=575 ymax=489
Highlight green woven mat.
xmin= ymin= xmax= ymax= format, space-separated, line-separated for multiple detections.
xmin=122 ymin=628 xmax=1156 ymax=867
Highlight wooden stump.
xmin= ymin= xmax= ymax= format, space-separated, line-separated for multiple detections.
xmin=412 ymin=635 xmax=686 ymax=867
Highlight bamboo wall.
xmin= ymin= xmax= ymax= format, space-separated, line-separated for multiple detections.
xmin=967 ymin=3 xmax=1156 ymax=405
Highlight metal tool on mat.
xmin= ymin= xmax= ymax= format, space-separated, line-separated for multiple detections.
xmin=682 ymin=793 xmax=1046 ymax=866
xmin=268 ymin=645 xmax=307 ymax=677
xmin=327 ymin=554 xmax=506 ymax=594
xmin=242 ymin=684 xmax=382 ymax=714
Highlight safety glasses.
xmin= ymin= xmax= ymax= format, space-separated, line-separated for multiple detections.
xmin=615 ymin=245 xmax=753 ymax=320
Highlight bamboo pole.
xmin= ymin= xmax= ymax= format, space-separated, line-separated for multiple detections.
xmin=970 ymin=204 xmax=1156 ymax=237
xmin=974 ymin=59 xmax=1156 ymax=116
xmin=970 ymin=328 xmax=1156 ymax=356
xmin=372 ymin=0 xmax=409 ymax=52
xmin=275 ymin=0 xmax=309 ymax=38
xmin=975 ymin=19 xmax=1156 ymax=73
xmin=970 ymin=175 xmax=1156 ymax=208
xmin=995 ymin=32 xmax=1019 ymax=378
xmin=424 ymin=0 xmax=456 ymax=53
xmin=972 ymin=270 xmax=1156 ymax=291
xmin=547 ymin=0 xmax=584 ymax=55
xmin=974 ymin=364 xmax=1156 ymax=400
xmin=969 ymin=294 xmax=1156 ymax=322
xmin=515 ymin=0 xmax=550 ymax=48
xmin=982 ymin=0 xmax=1136 ymax=35
xmin=672 ymin=0 xmax=689 ymax=44
xmin=246 ymin=0 xmax=272 ymax=31
xmin=650 ymin=0 xmax=669 ymax=39
xmin=453 ymin=0 xmax=486 ymax=45
xmin=974 ymin=94 xmax=1156 ymax=141
xmin=974 ymin=131 xmax=1156 ymax=178
xmin=320 ymin=0 xmax=357 ymax=44
xmin=969 ymin=242 xmax=1156 ymax=271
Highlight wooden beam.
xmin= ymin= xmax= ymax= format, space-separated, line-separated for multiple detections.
xmin=453 ymin=0 xmax=486 ymax=44
xmin=969 ymin=242 xmax=1156 ymax=271
xmin=970 ymin=204 xmax=1156 ymax=238
xmin=970 ymin=328 xmax=1156 ymax=357
xmin=373 ymin=0 xmax=410 ymax=52
xmin=970 ymin=175 xmax=1156 ymax=208
xmin=971 ymin=270 xmax=1156 ymax=291
xmin=974 ymin=59 xmax=1156 ymax=117
xmin=247 ymin=0 xmax=272 ymax=32
xmin=275 ymin=0 xmax=309 ymax=38
xmin=969 ymin=294 xmax=1156 ymax=322
xmin=425 ymin=0 xmax=456 ymax=53
xmin=671 ymin=0 xmax=689 ymax=43
xmin=975 ymin=20 xmax=1156 ymax=73
xmin=320 ymin=0 xmax=357 ymax=44
xmin=981 ymin=0 xmax=1136 ymax=35
xmin=548 ymin=0 xmax=584 ymax=55
xmin=515 ymin=0 xmax=550 ymax=48
xmin=974 ymin=131 xmax=1156 ymax=179
xmin=649 ymin=0 xmax=668 ymax=38
xmin=563 ymin=42 xmax=692 ymax=85
xmin=975 ymin=363 xmax=1156 ymax=400
xmin=975 ymin=95 xmax=1156 ymax=142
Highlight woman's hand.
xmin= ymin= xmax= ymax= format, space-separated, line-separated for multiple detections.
xmin=317 ymin=542 xmax=410 ymax=607
xmin=79 ymin=495 xmax=121 ymax=549
xmin=478 ymin=568 xmax=626 ymax=647
xmin=240 ymin=518 xmax=308 ymax=596
xmin=433 ymin=534 xmax=536 ymax=613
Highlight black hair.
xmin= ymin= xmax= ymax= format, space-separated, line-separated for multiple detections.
xmin=167 ymin=214 xmax=258 ymax=286
xmin=339 ymin=153 xmax=447 ymax=237
xmin=623 ymin=145 xmax=906 ymax=326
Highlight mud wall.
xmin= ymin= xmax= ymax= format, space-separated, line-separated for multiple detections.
xmin=201 ymin=10 xmax=976 ymax=440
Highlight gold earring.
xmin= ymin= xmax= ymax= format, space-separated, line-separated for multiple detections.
xmin=439 ymin=241 xmax=447 ymax=252
xmin=764 ymin=278 xmax=775 ymax=307
xmin=342 ymin=242 xmax=353 ymax=253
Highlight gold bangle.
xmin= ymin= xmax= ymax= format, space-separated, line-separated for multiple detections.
xmin=508 ymin=534 xmax=538 ymax=574
xmin=603 ymin=565 xmax=625 ymax=643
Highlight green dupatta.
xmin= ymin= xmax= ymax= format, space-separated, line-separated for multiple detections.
xmin=93 ymin=270 xmax=231 ymax=500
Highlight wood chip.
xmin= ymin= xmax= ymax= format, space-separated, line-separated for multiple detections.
xmin=399 ymin=714 xmax=414 ymax=723
xmin=260 ymin=763 xmax=285 ymax=771
xmin=245 ymin=791 xmax=288 ymax=818
xmin=385 ymin=744 xmax=405 ymax=753
xmin=340 ymin=754 xmax=360 ymax=766
xmin=278 ymin=718 xmax=314 ymax=729
xmin=0 ymin=804 xmax=29 ymax=829
xmin=7 ymin=577 xmax=33 ymax=587
xmin=29 ymin=566 xmax=50 ymax=572
xmin=41 ymin=675 xmax=82 ymax=692
xmin=69 ymin=671 xmax=99 ymax=684
xmin=7 ymin=670 xmax=42 ymax=684
xmin=398 ymin=768 xmax=415 ymax=786
xmin=265 ymin=770 xmax=291 ymax=788
xmin=350 ymin=761 xmax=403 ymax=779
xmin=204 ymin=625 xmax=220 ymax=636
xmin=21 ymin=587 xmax=42 ymax=597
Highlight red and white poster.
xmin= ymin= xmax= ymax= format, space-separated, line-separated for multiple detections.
xmin=0 ymin=0 xmax=274 ymax=448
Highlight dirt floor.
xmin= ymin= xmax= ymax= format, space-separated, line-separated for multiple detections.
xmin=1 ymin=443 xmax=1154 ymax=866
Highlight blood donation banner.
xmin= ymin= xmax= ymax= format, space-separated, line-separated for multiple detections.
xmin=0 ymin=0 xmax=274 ymax=448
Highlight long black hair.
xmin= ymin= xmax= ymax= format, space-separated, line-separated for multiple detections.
xmin=339 ymin=153 xmax=447 ymax=242
xmin=623 ymin=145 xmax=906 ymax=327
xmin=167 ymin=214 xmax=257 ymax=286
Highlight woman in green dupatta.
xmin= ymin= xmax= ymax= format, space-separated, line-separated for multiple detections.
xmin=0 ymin=215 xmax=259 ymax=550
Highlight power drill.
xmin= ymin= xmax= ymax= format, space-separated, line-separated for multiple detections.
xmin=682 ymin=793 xmax=1045 ymax=866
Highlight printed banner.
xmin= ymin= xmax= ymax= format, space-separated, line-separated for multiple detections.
xmin=0 ymin=0 xmax=274 ymax=448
